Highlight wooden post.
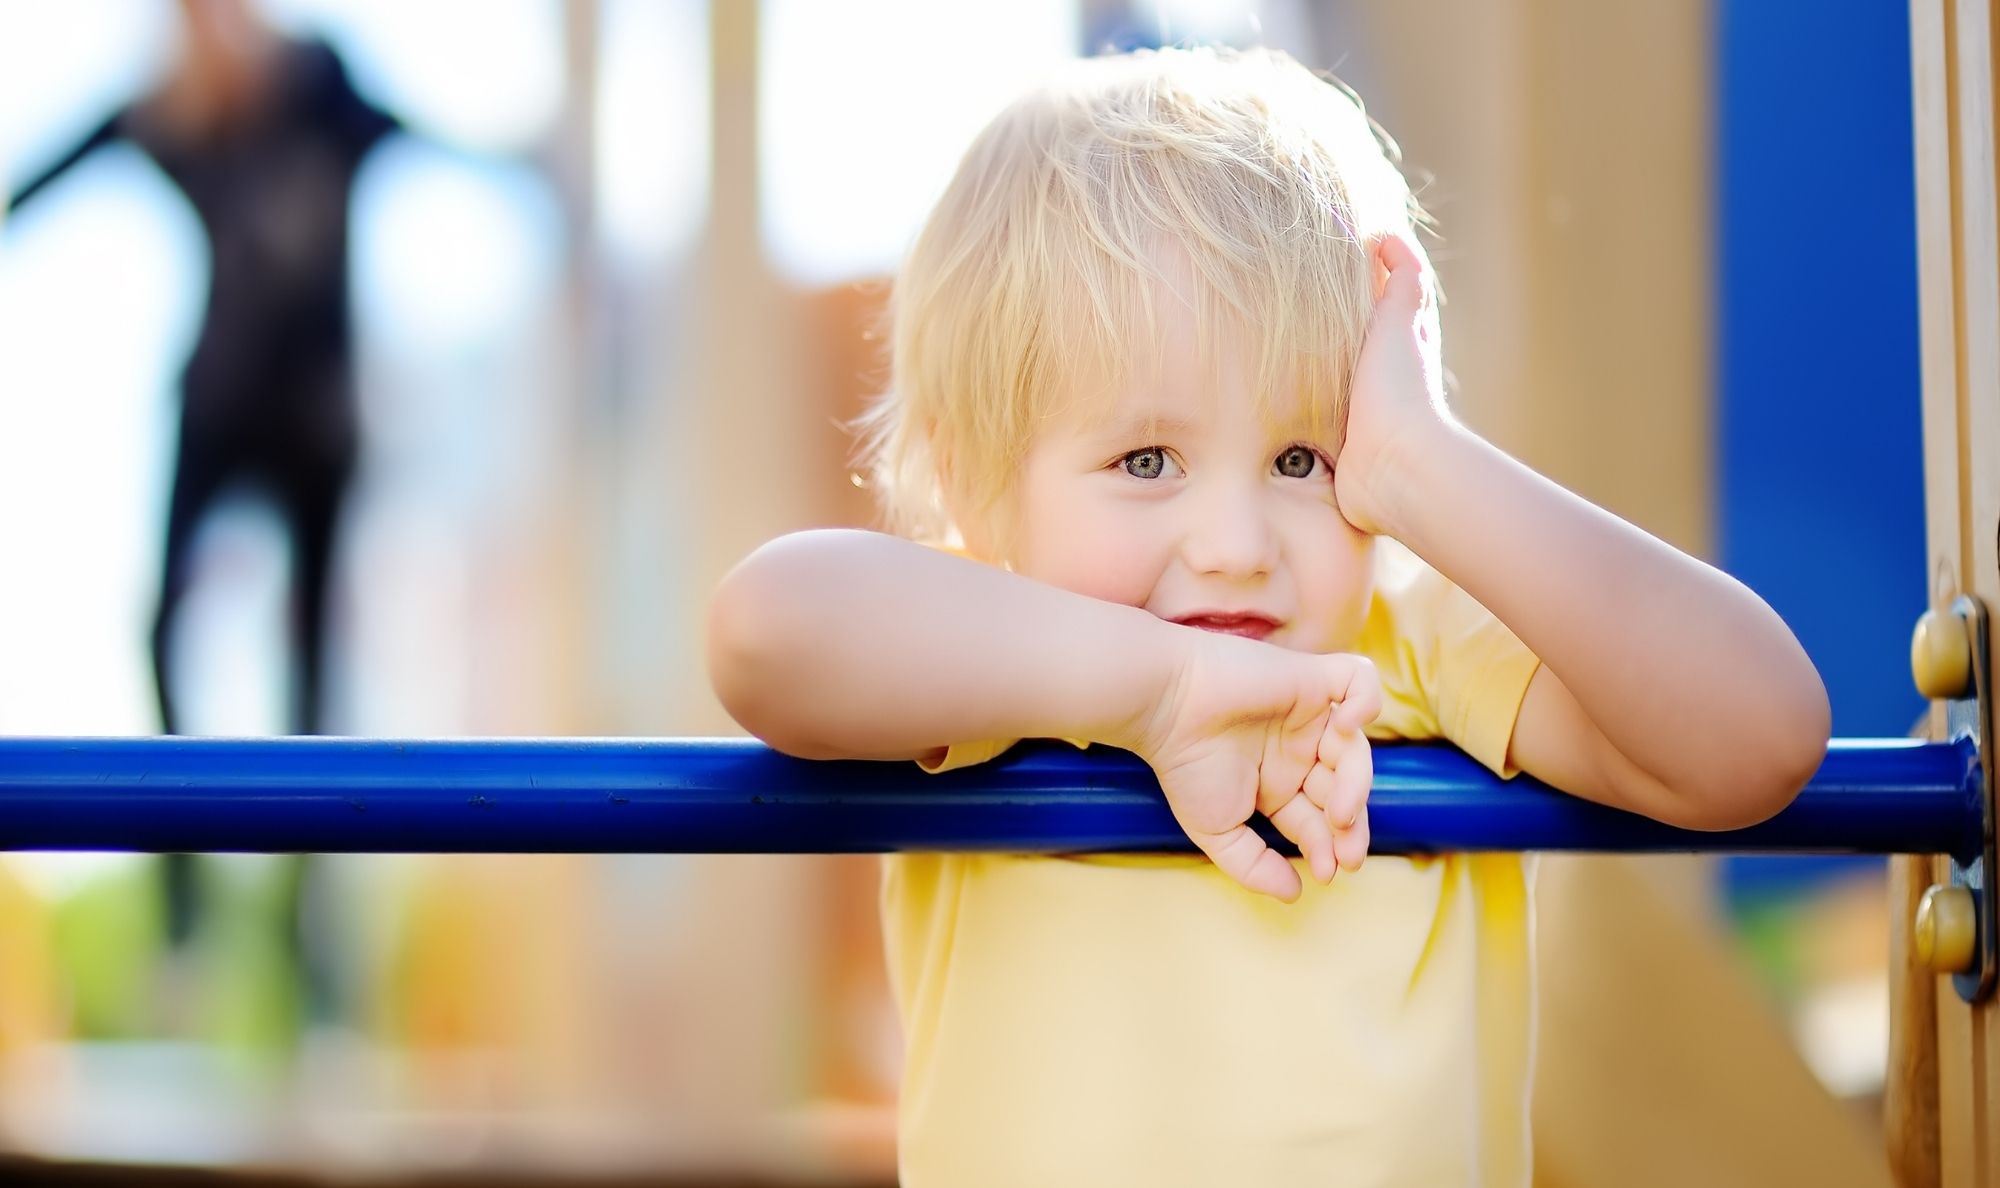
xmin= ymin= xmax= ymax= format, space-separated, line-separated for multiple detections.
xmin=1901 ymin=2 xmax=2000 ymax=1184
xmin=1890 ymin=852 xmax=1943 ymax=1186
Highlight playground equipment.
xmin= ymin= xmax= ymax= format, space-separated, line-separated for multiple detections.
xmin=1884 ymin=3 xmax=2000 ymax=1183
xmin=0 ymin=2 xmax=1995 ymax=1184
xmin=0 ymin=735 xmax=1977 ymax=858
xmin=0 ymin=667 xmax=1989 ymax=1188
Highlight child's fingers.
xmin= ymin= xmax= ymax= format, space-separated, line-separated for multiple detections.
xmin=1190 ymin=823 xmax=1303 ymax=902
xmin=1257 ymin=705 xmax=1325 ymax=822
xmin=1317 ymin=726 xmax=1374 ymax=872
xmin=1369 ymin=232 xmax=1427 ymax=320
xmin=1302 ymin=759 xmax=1339 ymax=812
xmin=1301 ymin=723 xmax=1368 ymax=809
xmin=1332 ymin=803 xmax=1372 ymax=874
xmin=1319 ymin=730 xmax=1373 ymax=826
xmin=1299 ymin=763 xmax=1347 ymax=883
xmin=1330 ymin=683 xmax=1380 ymax=734
xmin=1321 ymin=654 xmax=1382 ymax=731
xmin=1267 ymin=792 xmax=1337 ymax=885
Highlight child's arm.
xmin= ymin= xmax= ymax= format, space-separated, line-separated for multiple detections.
xmin=1336 ymin=235 xmax=1831 ymax=830
xmin=708 ymin=529 xmax=1379 ymax=899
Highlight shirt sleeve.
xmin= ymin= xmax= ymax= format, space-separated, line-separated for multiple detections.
xmin=1367 ymin=543 xmax=1542 ymax=778
xmin=917 ymin=739 xmax=1021 ymax=774
xmin=1431 ymin=590 xmax=1541 ymax=777
xmin=918 ymin=737 xmax=1092 ymax=774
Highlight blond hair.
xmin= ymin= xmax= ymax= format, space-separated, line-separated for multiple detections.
xmin=856 ymin=45 xmax=1424 ymax=552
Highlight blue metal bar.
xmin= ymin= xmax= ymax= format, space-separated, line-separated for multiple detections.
xmin=0 ymin=736 xmax=1980 ymax=859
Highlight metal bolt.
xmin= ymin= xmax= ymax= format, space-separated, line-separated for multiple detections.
xmin=1912 ymin=607 xmax=1973 ymax=700
xmin=1916 ymin=883 xmax=1978 ymax=973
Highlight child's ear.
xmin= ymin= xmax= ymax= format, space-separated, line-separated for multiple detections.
xmin=941 ymin=485 xmax=999 ymax=561
xmin=935 ymin=452 xmax=1012 ymax=563
xmin=957 ymin=518 xmax=998 ymax=562
xmin=932 ymin=436 xmax=984 ymax=554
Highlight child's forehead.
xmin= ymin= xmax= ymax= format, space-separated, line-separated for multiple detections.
xmin=1046 ymin=365 xmax=1325 ymax=443
xmin=1065 ymin=249 xmax=1334 ymax=435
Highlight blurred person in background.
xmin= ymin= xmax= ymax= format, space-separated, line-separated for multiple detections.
xmin=8 ymin=0 xmax=393 ymax=741
xmin=4 ymin=0 xmax=399 ymax=1034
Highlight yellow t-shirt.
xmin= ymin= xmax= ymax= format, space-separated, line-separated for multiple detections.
xmin=881 ymin=541 xmax=1543 ymax=1187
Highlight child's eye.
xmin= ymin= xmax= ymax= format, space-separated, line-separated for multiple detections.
xmin=1120 ymin=447 xmax=1180 ymax=480
xmin=1274 ymin=445 xmax=1325 ymax=479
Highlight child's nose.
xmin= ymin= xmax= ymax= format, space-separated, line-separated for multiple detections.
xmin=1179 ymin=480 xmax=1277 ymax=579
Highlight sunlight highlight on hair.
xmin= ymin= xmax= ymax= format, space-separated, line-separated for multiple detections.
xmin=857 ymin=46 xmax=1425 ymax=551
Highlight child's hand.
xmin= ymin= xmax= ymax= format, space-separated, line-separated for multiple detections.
xmin=1131 ymin=631 xmax=1380 ymax=902
xmin=1335 ymin=232 xmax=1451 ymax=537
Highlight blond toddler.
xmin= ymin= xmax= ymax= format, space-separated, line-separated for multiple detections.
xmin=707 ymin=46 xmax=1829 ymax=1187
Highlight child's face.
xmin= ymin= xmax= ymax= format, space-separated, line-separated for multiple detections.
xmin=1007 ymin=308 xmax=1375 ymax=655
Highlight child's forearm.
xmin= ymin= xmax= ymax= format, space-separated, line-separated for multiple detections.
xmin=707 ymin=529 xmax=1181 ymax=761
xmin=1374 ymin=422 xmax=1830 ymax=807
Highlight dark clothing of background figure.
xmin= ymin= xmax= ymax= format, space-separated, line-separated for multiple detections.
xmin=11 ymin=37 xmax=397 ymax=741
xmin=9 ymin=38 xmax=395 ymax=984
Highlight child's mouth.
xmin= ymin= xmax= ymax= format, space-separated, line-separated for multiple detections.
xmin=1172 ymin=613 xmax=1280 ymax=641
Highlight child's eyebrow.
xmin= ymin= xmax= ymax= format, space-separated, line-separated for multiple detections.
xmin=1091 ymin=413 xmax=1199 ymax=441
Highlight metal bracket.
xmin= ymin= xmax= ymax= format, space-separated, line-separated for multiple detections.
xmin=1940 ymin=594 xmax=1997 ymax=1003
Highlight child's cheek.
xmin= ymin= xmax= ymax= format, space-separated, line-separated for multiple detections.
xmin=1294 ymin=534 xmax=1376 ymax=652
xmin=1019 ymin=516 xmax=1162 ymax=610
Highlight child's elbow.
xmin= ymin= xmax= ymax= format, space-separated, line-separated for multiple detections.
xmin=706 ymin=561 xmax=775 ymax=730
xmin=1764 ymin=685 xmax=1833 ymax=813
xmin=1702 ymin=682 xmax=1833 ymax=831
xmin=705 ymin=540 xmax=826 ymax=756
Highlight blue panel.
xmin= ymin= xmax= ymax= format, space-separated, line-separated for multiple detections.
xmin=1715 ymin=0 xmax=1926 ymax=740
xmin=1716 ymin=0 xmax=1929 ymax=898
xmin=0 ymin=736 xmax=1977 ymax=859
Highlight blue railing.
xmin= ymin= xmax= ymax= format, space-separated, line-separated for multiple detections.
xmin=0 ymin=736 xmax=1979 ymax=859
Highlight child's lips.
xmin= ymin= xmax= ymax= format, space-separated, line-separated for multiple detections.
xmin=1172 ymin=613 xmax=1281 ymax=641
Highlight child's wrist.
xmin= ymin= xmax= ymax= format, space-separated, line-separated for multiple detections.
xmin=1087 ymin=609 xmax=1195 ymax=758
xmin=1353 ymin=416 xmax=1474 ymax=542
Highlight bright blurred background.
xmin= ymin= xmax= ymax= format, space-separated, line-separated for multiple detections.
xmin=0 ymin=0 xmax=1924 ymax=1185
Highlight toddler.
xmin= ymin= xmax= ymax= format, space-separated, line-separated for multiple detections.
xmin=707 ymin=46 xmax=1828 ymax=1187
